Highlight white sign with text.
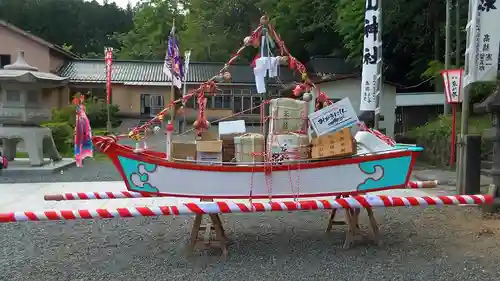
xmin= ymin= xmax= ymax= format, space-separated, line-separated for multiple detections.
xmin=441 ymin=68 xmax=464 ymax=104
xmin=309 ymin=97 xmax=359 ymax=136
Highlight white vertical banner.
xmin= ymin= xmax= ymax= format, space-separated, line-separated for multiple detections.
xmin=464 ymin=0 xmax=500 ymax=86
xmin=360 ymin=0 xmax=382 ymax=112
xmin=182 ymin=50 xmax=191 ymax=102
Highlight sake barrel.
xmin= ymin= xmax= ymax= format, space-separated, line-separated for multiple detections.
xmin=234 ymin=133 xmax=265 ymax=163
xmin=269 ymin=98 xmax=308 ymax=134
xmin=267 ymin=132 xmax=310 ymax=163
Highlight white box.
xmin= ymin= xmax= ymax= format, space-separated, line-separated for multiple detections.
xmin=218 ymin=120 xmax=246 ymax=140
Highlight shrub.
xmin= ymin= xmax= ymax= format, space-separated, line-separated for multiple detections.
xmin=41 ymin=122 xmax=73 ymax=155
xmin=51 ymin=95 xmax=120 ymax=129
xmin=84 ymin=98 xmax=120 ymax=128
xmin=405 ymin=113 xmax=492 ymax=167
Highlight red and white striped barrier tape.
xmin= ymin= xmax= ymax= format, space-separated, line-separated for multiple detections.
xmin=1 ymin=194 xmax=491 ymax=223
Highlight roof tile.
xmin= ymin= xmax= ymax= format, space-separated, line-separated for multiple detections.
xmin=57 ymin=60 xmax=297 ymax=84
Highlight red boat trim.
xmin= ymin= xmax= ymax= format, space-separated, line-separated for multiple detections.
xmin=93 ymin=136 xmax=418 ymax=198
xmin=99 ymin=138 xmax=414 ymax=173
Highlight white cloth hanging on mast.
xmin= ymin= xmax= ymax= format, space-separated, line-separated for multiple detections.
xmin=253 ymin=30 xmax=278 ymax=94
xmin=254 ymin=57 xmax=278 ymax=94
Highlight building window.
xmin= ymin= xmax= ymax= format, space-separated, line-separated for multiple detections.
xmin=206 ymin=96 xmax=214 ymax=109
xmin=233 ymin=96 xmax=242 ymax=113
xmin=242 ymin=96 xmax=251 ymax=113
xmin=252 ymin=96 xmax=262 ymax=114
xmin=214 ymin=96 xmax=223 ymax=109
xmin=0 ymin=54 xmax=11 ymax=68
xmin=214 ymin=95 xmax=232 ymax=109
xmin=150 ymin=95 xmax=163 ymax=107
xmin=223 ymin=96 xmax=231 ymax=109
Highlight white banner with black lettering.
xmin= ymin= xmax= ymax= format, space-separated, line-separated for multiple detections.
xmin=464 ymin=0 xmax=500 ymax=86
xmin=360 ymin=0 xmax=382 ymax=111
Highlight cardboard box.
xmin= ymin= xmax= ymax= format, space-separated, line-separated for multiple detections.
xmin=197 ymin=152 xmax=222 ymax=163
xmin=311 ymin=128 xmax=352 ymax=146
xmin=171 ymin=141 xmax=196 ymax=161
xmin=269 ymin=98 xmax=308 ymax=134
xmin=311 ymin=137 xmax=356 ymax=159
xmin=222 ymin=139 xmax=235 ymax=162
xmin=267 ymin=133 xmax=310 ymax=162
xmin=218 ymin=120 xmax=246 ymax=140
xmin=196 ymin=131 xmax=217 ymax=141
xmin=196 ymin=140 xmax=223 ymax=164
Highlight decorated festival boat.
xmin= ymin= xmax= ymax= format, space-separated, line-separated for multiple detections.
xmin=0 ymin=14 xmax=492 ymax=257
xmin=92 ymin=15 xmax=421 ymax=200
xmin=94 ymin=135 xmax=418 ymax=199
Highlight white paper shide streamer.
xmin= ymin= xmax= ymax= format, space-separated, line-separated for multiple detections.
xmin=360 ymin=0 xmax=382 ymax=112
xmin=464 ymin=0 xmax=500 ymax=86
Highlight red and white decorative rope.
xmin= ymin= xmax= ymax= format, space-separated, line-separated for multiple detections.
xmin=407 ymin=180 xmax=439 ymax=189
xmin=357 ymin=122 xmax=397 ymax=146
xmin=44 ymin=191 xmax=158 ymax=201
xmin=1 ymin=194 xmax=491 ymax=223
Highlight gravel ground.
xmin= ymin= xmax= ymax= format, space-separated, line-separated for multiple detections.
xmin=2 ymin=133 xmax=500 ymax=280
xmin=1 ymin=206 xmax=500 ymax=281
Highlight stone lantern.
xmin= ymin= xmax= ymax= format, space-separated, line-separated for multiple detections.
xmin=0 ymin=50 xmax=68 ymax=166
xmin=474 ymin=76 xmax=500 ymax=208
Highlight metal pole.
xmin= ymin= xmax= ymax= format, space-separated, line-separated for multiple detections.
xmin=444 ymin=0 xmax=452 ymax=115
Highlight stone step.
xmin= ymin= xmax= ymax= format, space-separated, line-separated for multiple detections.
xmin=481 ymin=168 xmax=493 ymax=176
xmin=481 ymin=160 xmax=493 ymax=170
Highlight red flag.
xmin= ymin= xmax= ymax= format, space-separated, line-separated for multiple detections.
xmin=105 ymin=48 xmax=113 ymax=104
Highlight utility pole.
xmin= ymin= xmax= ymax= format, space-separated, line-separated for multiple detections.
xmin=444 ymin=0 xmax=452 ymax=115
xmin=455 ymin=0 xmax=460 ymax=66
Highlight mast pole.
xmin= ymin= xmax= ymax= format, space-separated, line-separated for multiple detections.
xmin=169 ymin=18 xmax=176 ymax=124
xmin=166 ymin=7 xmax=176 ymax=160
xmin=261 ymin=16 xmax=270 ymax=139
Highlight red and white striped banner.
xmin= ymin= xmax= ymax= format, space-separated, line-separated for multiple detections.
xmin=105 ymin=47 xmax=113 ymax=104
xmin=1 ymin=194 xmax=491 ymax=223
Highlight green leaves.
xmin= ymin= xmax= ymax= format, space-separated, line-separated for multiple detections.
xmin=0 ymin=0 xmax=133 ymax=57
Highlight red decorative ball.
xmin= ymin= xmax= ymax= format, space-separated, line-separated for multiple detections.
xmin=292 ymin=84 xmax=305 ymax=97
xmin=166 ymin=122 xmax=174 ymax=132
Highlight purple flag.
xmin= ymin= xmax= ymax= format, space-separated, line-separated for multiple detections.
xmin=163 ymin=27 xmax=184 ymax=89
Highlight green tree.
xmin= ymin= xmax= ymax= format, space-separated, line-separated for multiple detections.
xmin=0 ymin=0 xmax=133 ymax=57
xmin=261 ymin=0 xmax=346 ymax=62
xmin=114 ymin=0 xmax=184 ymax=60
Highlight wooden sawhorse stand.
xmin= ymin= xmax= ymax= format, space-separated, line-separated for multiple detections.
xmin=187 ymin=199 xmax=230 ymax=257
xmin=326 ymin=196 xmax=380 ymax=248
